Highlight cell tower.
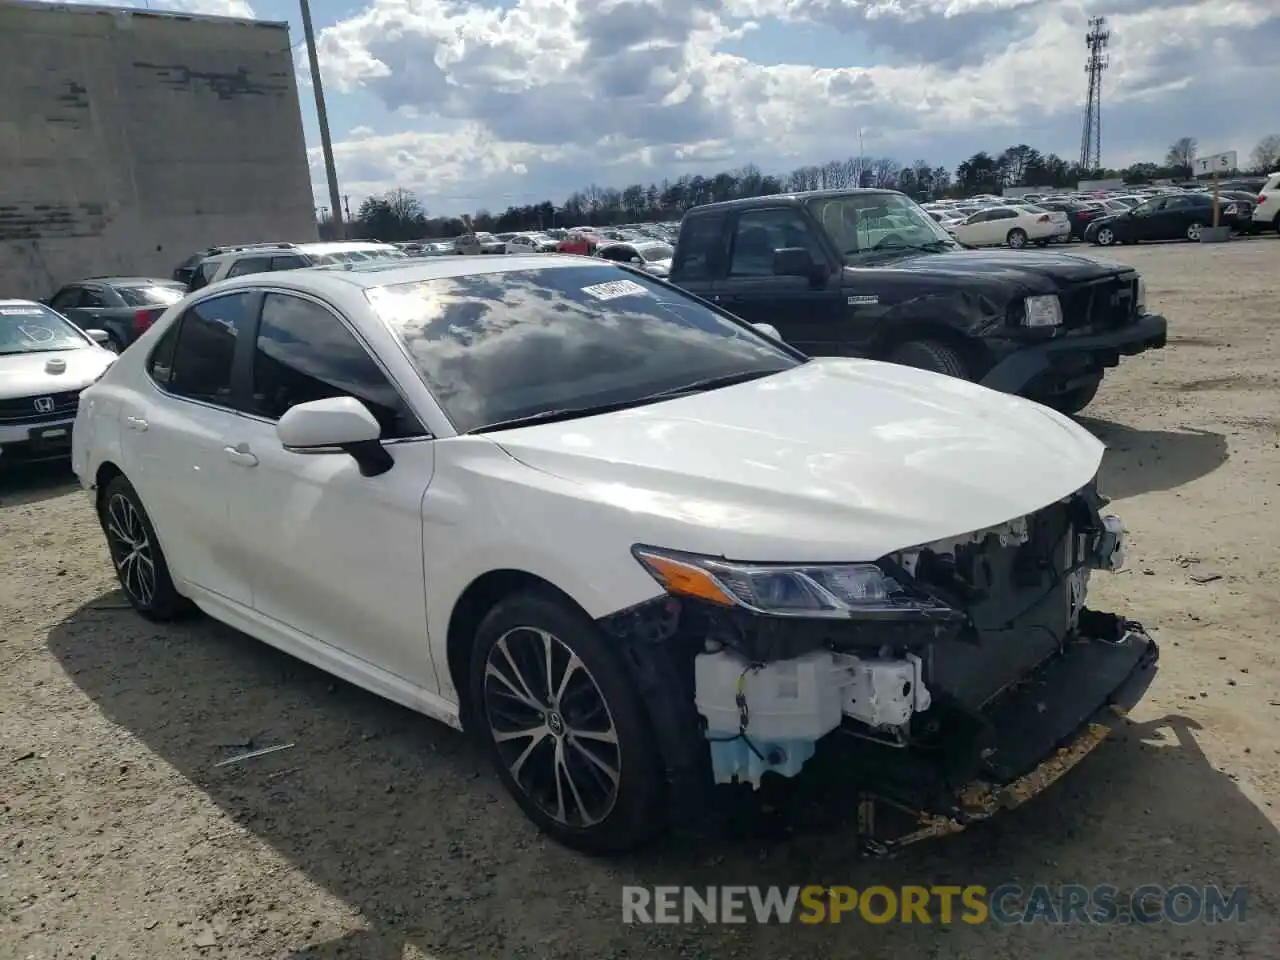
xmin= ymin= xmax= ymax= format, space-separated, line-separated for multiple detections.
xmin=1080 ymin=16 xmax=1110 ymax=171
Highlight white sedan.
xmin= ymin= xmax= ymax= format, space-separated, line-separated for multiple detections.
xmin=71 ymin=255 xmax=1155 ymax=853
xmin=505 ymin=233 xmax=559 ymax=254
xmin=1 ymin=299 xmax=114 ymax=462
xmin=946 ymin=204 xmax=1071 ymax=248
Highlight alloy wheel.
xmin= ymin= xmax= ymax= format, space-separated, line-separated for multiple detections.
xmin=1097 ymin=228 xmax=1114 ymax=246
xmin=1186 ymin=223 xmax=1202 ymax=241
xmin=104 ymin=493 xmax=156 ymax=606
xmin=483 ymin=627 xmax=621 ymax=828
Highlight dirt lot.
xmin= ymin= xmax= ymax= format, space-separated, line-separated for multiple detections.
xmin=3 ymin=237 xmax=1280 ymax=959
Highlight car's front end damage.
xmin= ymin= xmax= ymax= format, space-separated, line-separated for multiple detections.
xmin=597 ymin=476 xmax=1158 ymax=853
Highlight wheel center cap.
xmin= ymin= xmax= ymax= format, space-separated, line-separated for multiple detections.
xmin=547 ymin=711 xmax=565 ymax=737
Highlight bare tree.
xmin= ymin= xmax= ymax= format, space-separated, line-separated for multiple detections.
xmin=1164 ymin=137 xmax=1197 ymax=175
xmin=1251 ymin=134 xmax=1280 ymax=173
xmin=384 ymin=187 xmax=423 ymax=222
xmin=871 ymin=157 xmax=900 ymax=188
xmin=821 ymin=159 xmax=851 ymax=189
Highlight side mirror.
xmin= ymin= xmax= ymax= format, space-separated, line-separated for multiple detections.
xmin=277 ymin=396 xmax=393 ymax=477
xmin=751 ymin=322 xmax=782 ymax=341
xmin=772 ymin=247 xmax=816 ymax=278
xmin=85 ymin=329 xmax=110 ymax=346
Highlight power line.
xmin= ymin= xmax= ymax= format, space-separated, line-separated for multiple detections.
xmin=1080 ymin=16 xmax=1110 ymax=171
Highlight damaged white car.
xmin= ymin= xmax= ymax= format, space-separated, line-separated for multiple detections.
xmin=71 ymin=255 xmax=1157 ymax=854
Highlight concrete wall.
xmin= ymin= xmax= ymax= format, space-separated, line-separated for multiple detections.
xmin=0 ymin=1 xmax=317 ymax=297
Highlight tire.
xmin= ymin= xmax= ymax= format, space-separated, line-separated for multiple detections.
xmin=1007 ymin=228 xmax=1028 ymax=249
xmin=97 ymin=475 xmax=189 ymax=621
xmin=469 ymin=589 xmax=664 ymax=854
xmin=1186 ymin=221 xmax=1204 ymax=241
xmin=1273 ymin=212 xmax=1280 ymax=236
xmin=888 ymin=340 xmax=971 ymax=380
xmin=1093 ymin=226 xmax=1115 ymax=246
xmin=1044 ymin=375 xmax=1102 ymax=415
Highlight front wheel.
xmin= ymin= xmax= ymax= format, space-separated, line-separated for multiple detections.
xmin=1186 ymin=221 xmax=1204 ymax=241
xmin=470 ymin=590 xmax=664 ymax=854
xmin=97 ymin=475 xmax=189 ymax=620
xmin=887 ymin=340 xmax=971 ymax=380
xmin=1043 ymin=375 xmax=1102 ymax=415
xmin=1093 ymin=227 xmax=1116 ymax=246
xmin=1007 ymin=228 xmax=1028 ymax=249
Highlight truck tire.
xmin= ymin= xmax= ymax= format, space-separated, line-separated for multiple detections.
xmin=1044 ymin=375 xmax=1102 ymax=415
xmin=888 ymin=340 xmax=971 ymax=381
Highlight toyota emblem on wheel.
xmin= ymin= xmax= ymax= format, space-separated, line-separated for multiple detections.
xmin=33 ymin=396 xmax=54 ymax=414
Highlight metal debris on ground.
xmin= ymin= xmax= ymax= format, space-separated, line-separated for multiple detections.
xmin=1190 ymin=573 xmax=1223 ymax=584
xmin=213 ymin=742 xmax=295 ymax=768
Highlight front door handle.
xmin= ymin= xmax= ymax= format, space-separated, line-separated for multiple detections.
xmin=125 ymin=416 xmax=148 ymax=432
xmin=224 ymin=444 xmax=258 ymax=467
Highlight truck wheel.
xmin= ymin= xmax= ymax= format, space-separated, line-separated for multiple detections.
xmin=1006 ymin=228 xmax=1028 ymax=249
xmin=1044 ymin=375 xmax=1102 ymax=415
xmin=888 ymin=340 xmax=971 ymax=381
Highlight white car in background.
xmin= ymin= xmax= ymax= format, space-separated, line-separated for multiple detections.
xmin=70 ymin=254 xmax=1156 ymax=855
xmin=593 ymin=239 xmax=675 ymax=277
xmin=1 ymin=299 xmax=115 ymax=462
xmin=505 ymin=233 xmax=559 ymax=254
xmin=947 ymin=204 xmax=1071 ymax=248
xmin=1254 ymin=171 xmax=1280 ymax=234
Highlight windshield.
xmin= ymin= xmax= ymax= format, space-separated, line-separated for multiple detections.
xmin=0 ymin=304 xmax=90 ymax=355
xmin=116 ymin=284 xmax=185 ymax=307
xmin=807 ymin=194 xmax=957 ymax=259
xmin=637 ymin=243 xmax=674 ymax=262
xmin=365 ymin=265 xmax=798 ymax=433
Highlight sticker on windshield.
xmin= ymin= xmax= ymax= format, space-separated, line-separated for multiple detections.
xmin=18 ymin=324 xmax=56 ymax=343
xmin=580 ymin=279 xmax=649 ymax=302
xmin=0 ymin=306 xmax=45 ymax=316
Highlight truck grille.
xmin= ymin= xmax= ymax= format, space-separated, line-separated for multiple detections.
xmin=1059 ymin=276 xmax=1139 ymax=331
xmin=0 ymin=389 xmax=81 ymax=425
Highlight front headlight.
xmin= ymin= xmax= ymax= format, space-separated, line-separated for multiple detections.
xmin=632 ymin=546 xmax=955 ymax=619
xmin=1022 ymin=294 xmax=1063 ymax=328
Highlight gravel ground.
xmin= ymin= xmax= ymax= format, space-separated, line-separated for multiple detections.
xmin=3 ymin=237 xmax=1279 ymax=959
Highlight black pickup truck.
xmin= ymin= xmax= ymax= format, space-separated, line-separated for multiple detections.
xmin=667 ymin=189 xmax=1168 ymax=413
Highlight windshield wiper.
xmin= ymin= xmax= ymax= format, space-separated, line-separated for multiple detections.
xmin=871 ymin=239 xmax=958 ymax=253
xmin=470 ymin=370 xmax=786 ymax=433
xmin=638 ymin=368 xmax=783 ymax=401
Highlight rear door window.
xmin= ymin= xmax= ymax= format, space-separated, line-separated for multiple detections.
xmin=163 ymin=293 xmax=256 ymax=407
xmin=226 ymin=256 xmax=274 ymax=279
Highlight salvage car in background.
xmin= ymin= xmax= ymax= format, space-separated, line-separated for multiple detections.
xmin=45 ymin=277 xmax=185 ymax=353
xmin=1085 ymin=192 xmax=1244 ymax=245
xmin=2 ymin=299 xmax=114 ymax=462
xmin=72 ymin=255 xmax=1156 ymax=854
xmin=594 ymin=240 xmax=675 ymax=276
xmin=946 ymin=204 xmax=1071 ymax=248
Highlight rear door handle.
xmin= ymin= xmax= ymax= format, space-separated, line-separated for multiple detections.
xmin=224 ymin=444 xmax=258 ymax=467
xmin=125 ymin=416 xmax=148 ymax=432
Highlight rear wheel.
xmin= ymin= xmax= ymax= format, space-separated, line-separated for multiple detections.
xmin=1093 ymin=226 xmax=1115 ymax=246
xmin=97 ymin=475 xmax=189 ymax=620
xmin=470 ymin=590 xmax=664 ymax=854
xmin=1186 ymin=221 xmax=1204 ymax=241
xmin=888 ymin=340 xmax=971 ymax=380
xmin=1007 ymin=228 xmax=1028 ymax=249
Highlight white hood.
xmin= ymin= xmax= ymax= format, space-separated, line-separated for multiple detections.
xmin=489 ymin=358 xmax=1104 ymax=562
xmin=0 ymin=348 xmax=115 ymax=400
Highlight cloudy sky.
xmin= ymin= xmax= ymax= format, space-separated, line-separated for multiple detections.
xmin=87 ymin=0 xmax=1280 ymax=215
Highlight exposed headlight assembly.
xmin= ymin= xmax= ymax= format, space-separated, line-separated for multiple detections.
xmin=1022 ymin=294 xmax=1063 ymax=328
xmin=632 ymin=546 xmax=957 ymax=620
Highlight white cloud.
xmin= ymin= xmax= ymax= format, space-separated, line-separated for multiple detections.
xmin=309 ymin=0 xmax=1280 ymax=212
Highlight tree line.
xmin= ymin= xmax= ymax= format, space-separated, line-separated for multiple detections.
xmin=328 ymin=133 xmax=1280 ymax=241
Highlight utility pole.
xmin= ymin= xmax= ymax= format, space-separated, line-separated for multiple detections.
xmin=299 ymin=0 xmax=344 ymax=238
xmin=1080 ymin=16 xmax=1110 ymax=172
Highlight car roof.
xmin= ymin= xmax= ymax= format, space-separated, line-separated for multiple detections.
xmin=209 ymin=253 xmax=598 ymax=296
xmin=0 ymin=298 xmax=43 ymax=308
xmin=688 ymin=188 xmax=902 ymax=214
xmin=72 ymin=276 xmax=183 ymax=287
